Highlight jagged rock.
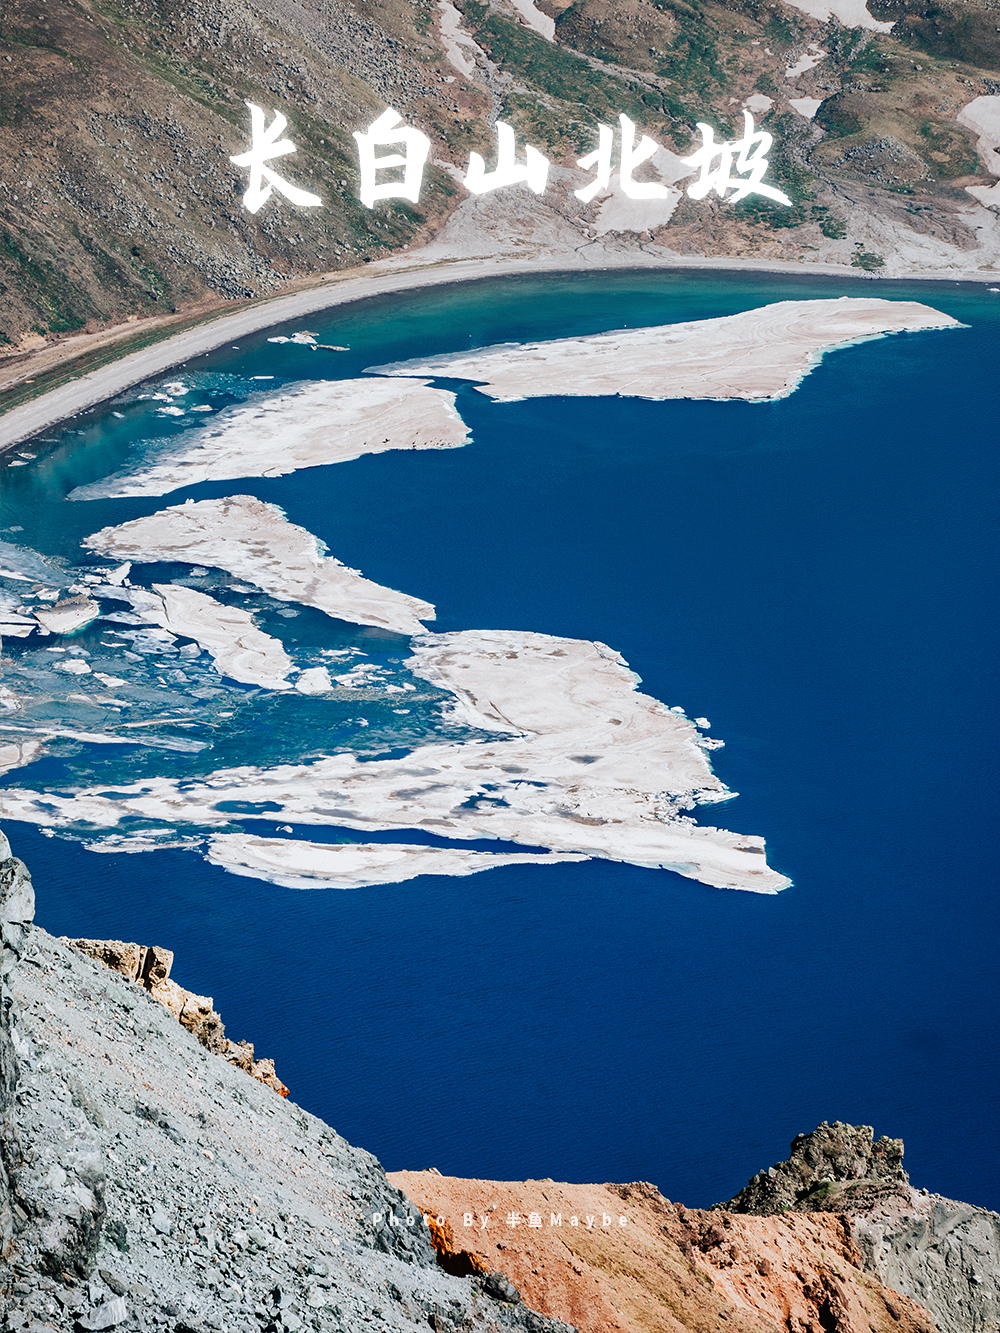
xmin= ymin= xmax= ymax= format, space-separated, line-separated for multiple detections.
xmin=1 ymin=832 xmax=36 ymax=964
xmin=480 ymin=1271 xmax=523 ymax=1303
xmin=719 ymin=1120 xmax=1000 ymax=1333
xmin=33 ymin=1139 xmax=107 ymax=1279
xmin=76 ymin=1294 xmax=129 ymax=1329
xmin=66 ymin=937 xmax=283 ymax=1092
xmin=2 ymin=839 xmax=107 ymax=1282
xmin=718 ymin=1120 xmax=910 ymax=1215
xmin=67 ymin=940 xmax=146 ymax=982
xmin=0 ymin=831 xmax=30 ymax=1255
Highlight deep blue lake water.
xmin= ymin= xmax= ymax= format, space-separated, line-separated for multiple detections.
xmin=2 ymin=268 xmax=998 ymax=1210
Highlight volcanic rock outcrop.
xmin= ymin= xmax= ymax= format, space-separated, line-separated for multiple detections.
xmin=720 ymin=1122 xmax=1000 ymax=1333
xmin=65 ymin=936 xmax=289 ymax=1097
xmin=0 ymin=828 xmax=577 ymax=1333
xmin=390 ymin=1171 xmax=938 ymax=1333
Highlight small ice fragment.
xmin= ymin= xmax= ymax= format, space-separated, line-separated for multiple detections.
xmin=295 ymin=666 xmax=333 ymax=694
xmin=112 ymin=411 xmax=125 ymax=419
xmin=55 ymin=659 xmax=92 ymax=674
xmin=695 ymin=717 xmax=711 ymax=729
xmin=33 ymin=596 xmax=100 ymax=635
xmin=251 ymin=375 xmax=275 ymax=380
xmin=190 ymin=405 xmax=213 ymax=412
xmin=157 ymin=406 xmax=185 ymax=416
xmin=669 ymin=706 xmax=686 ymax=714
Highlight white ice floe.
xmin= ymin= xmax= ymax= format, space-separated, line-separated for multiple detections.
xmin=69 ymin=378 xmax=469 ymax=499
xmin=368 ymin=298 xmax=963 ymax=403
xmin=0 ymin=542 xmax=66 ymax=585
xmin=87 ymin=579 xmax=295 ymax=689
xmin=781 ymin=0 xmax=892 ymax=32
xmin=0 ymin=609 xmax=36 ymax=638
xmin=957 ymin=98 xmax=1000 ymax=210
xmin=0 ymin=724 xmax=205 ymax=752
xmin=294 ymin=666 xmax=334 ymax=694
xmin=148 ymin=584 xmax=294 ymax=690
xmin=84 ymin=495 xmax=435 ymax=636
xmin=266 ymin=331 xmax=348 ymax=350
xmin=0 ymin=739 xmax=40 ymax=776
xmin=32 ymin=596 xmax=100 ymax=635
xmin=0 ymin=629 xmax=790 ymax=893
xmin=205 ymin=835 xmax=584 ymax=889
xmin=52 ymin=657 xmax=92 ymax=675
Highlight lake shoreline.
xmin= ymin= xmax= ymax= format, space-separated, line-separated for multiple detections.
xmin=2 ymin=245 xmax=994 ymax=455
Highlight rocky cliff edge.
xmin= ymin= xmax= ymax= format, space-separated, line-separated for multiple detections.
xmin=0 ymin=829 xmax=575 ymax=1333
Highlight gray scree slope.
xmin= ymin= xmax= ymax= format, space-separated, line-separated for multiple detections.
xmin=0 ymin=829 xmax=574 ymax=1333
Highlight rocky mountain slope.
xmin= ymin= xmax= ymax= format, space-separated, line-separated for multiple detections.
xmin=2 ymin=819 xmax=999 ymax=1333
xmin=0 ymin=829 xmax=576 ymax=1333
xmin=392 ymin=1122 xmax=1000 ymax=1333
xmin=3 ymin=0 xmax=1000 ymax=366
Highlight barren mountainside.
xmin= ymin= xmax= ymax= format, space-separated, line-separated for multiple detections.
xmin=3 ymin=0 xmax=1000 ymax=370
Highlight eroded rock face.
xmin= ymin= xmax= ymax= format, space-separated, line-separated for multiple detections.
xmin=388 ymin=1171 xmax=937 ymax=1333
xmin=719 ymin=1120 xmax=910 ymax=1215
xmin=0 ymin=830 xmax=29 ymax=1256
xmin=0 ymin=823 xmax=580 ymax=1333
xmin=67 ymin=935 xmax=288 ymax=1095
xmin=1 ymin=834 xmax=108 ymax=1281
xmin=720 ymin=1120 xmax=1000 ymax=1333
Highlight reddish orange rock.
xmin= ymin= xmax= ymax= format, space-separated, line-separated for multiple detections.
xmin=388 ymin=1172 xmax=937 ymax=1333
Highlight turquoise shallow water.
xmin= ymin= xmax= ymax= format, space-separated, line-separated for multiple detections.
xmin=1 ymin=268 xmax=998 ymax=1208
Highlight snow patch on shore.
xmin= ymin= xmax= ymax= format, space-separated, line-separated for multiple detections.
xmin=958 ymin=98 xmax=1000 ymax=210
xmin=368 ymin=298 xmax=962 ymax=403
xmin=84 ymin=496 xmax=435 ymax=637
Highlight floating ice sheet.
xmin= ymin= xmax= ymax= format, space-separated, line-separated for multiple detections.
xmin=0 ymin=542 xmax=68 ymax=586
xmin=0 ymin=629 xmax=790 ymax=893
xmin=84 ymin=496 xmax=435 ymax=637
xmin=69 ymin=378 xmax=470 ymax=500
xmin=368 ymin=298 xmax=962 ymax=403
xmin=143 ymin=584 xmax=294 ymax=690
xmin=205 ymin=834 xmax=585 ymax=889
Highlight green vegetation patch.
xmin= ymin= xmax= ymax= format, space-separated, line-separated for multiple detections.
xmin=0 ymin=231 xmax=88 ymax=333
xmin=466 ymin=6 xmax=648 ymax=123
xmin=852 ymin=245 xmax=886 ymax=270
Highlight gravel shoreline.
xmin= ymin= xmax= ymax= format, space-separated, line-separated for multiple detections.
xmin=0 ymin=247 xmax=889 ymax=456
